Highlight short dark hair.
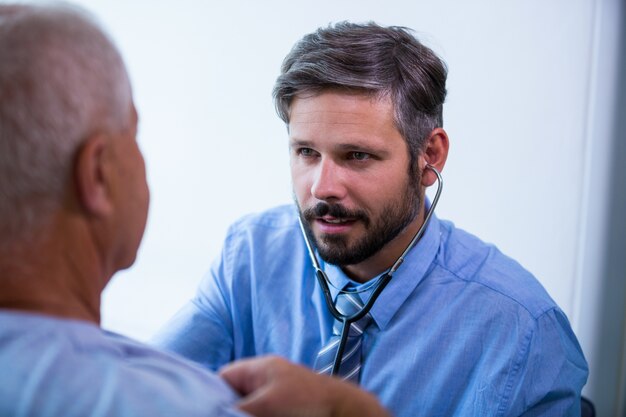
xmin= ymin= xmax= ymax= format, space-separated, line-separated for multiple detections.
xmin=273 ymin=21 xmax=447 ymax=173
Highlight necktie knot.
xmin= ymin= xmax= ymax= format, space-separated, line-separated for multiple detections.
xmin=332 ymin=293 xmax=372 ymax=336
xmin=315 ymin=291 xmax=372 ymax=383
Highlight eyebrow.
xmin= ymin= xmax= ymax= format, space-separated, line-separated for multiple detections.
xmin=289 ymin=139 xmax=313 ymax=148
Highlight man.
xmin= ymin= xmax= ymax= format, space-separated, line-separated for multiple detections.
xmin=154 ymin=22 xmax=589 ymax=416
xmin=0 ymin=5 xmax=390 ymax=417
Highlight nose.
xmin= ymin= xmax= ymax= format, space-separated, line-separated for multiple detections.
xmin=310 ymin=157 xmax=346 ymax=201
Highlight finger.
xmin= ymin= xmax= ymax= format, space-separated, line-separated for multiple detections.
xmin=236 ymin=390 xmax=277 ymax=417
xmin=220 ymin=356 xmax=287 ymax=395
xmin=221 ymin=359 xmax=284 ymax=417
xmin=219 ymin=358 xmax=261 ymax=395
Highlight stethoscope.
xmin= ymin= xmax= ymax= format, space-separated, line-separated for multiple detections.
xmin=298 ymin=164 xmax=443 ymax=376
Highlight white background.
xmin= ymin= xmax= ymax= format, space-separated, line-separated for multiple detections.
xmin=43 ymin=0 xmax=626 ymax=415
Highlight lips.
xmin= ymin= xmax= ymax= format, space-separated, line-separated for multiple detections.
xmin=320 ymin=216 xmax=354 ymax=224
xmin=301 ymin=202 xmax=369 ymax=235
xmin=315 ymin=216 xmax=358 ymax=234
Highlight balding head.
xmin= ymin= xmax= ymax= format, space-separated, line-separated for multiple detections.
xmin=0 ymin=3 xmax=133 ymax=245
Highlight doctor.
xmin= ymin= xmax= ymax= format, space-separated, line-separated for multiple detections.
xmin=155 ymin=21 xmax=589 ymax=416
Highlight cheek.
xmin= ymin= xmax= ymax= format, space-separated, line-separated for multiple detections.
xmin=138 ymin=179 xmax=150 ymax=226
xmin=125 ymin=149 xmax=150 ymax=222
xmin=143 ymin=181 xmax=151 ymax=211
xmin=290 ymin=164 xmax=310 ymax=198
xmin=137 ymin=158 xmax=150 ymax=222
xmin=138 ymin=155 xmax=149 ymax=198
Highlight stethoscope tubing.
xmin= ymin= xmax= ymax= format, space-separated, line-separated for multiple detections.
xmin=316 ymin=270 xmax=393 ymax=375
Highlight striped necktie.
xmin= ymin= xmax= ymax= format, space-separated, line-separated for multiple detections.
xmin=314 ymin=292 xmax=372 ymax=383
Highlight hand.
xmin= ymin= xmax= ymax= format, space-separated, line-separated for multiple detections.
xmin=220 ymin=356 xmax=391 ymax=417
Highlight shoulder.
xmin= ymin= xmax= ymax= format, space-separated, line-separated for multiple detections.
xmin=435 ymin=219 xmax=559 ymax=320
xmin=0 ymin=312 xmax=241 ymax=416
xmin=430 ymin=221 xmax=588 ymax=392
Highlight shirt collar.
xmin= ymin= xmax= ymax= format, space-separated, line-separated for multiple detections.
xmin=319 ymin=211 xmax=442 ymax=330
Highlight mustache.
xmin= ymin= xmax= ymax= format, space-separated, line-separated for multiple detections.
xmin=302 ymin=202 xmax=369 ymax=226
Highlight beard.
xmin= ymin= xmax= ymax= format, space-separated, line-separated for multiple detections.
xmin=298 ymin=173 xmax=422 ymax=266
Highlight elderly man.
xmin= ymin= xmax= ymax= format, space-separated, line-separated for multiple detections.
xmin=155 ymin=22 xmax=589 ymax=416
xmin=0 ymin=4 xmax=390 ymax=417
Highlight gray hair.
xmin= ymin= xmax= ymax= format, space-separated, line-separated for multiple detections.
xmin=0 ymin=3 xmax=132 ymax=243
xmin=273 ymin=21 xmax=447 ymax=174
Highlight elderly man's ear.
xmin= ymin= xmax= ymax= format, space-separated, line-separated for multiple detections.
xmin=74 ymin=134 xmax=115 ymax=217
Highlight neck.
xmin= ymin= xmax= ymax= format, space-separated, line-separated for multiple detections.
xmin=0 ymin=220 xmax=106 ymax=324
xmin=342 ymin=205 xmax=426 ymax=283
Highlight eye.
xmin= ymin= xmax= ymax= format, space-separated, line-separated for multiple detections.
xmin=298 ymin=147 xmax=316 ymax=157
xmin=349 ymin=151 xmax=371 ymax=161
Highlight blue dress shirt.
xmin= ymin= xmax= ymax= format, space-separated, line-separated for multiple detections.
xmin=0 ymin=310 xmax=247 ymax=417
xmin=154 ymin=204 xmax=588 ymax=417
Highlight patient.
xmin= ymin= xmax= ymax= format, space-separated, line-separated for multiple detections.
xmin=0 ymin=4 xmax=389 ymax=417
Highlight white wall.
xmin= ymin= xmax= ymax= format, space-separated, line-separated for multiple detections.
xmin=575 ymin=1 xmax=626 ymax=415
xmin=62 ymin=0 xmax=623 ymax=414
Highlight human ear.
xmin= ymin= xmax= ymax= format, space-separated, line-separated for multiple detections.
xmin=74 ymin=134 xmax=114 ymax=217
xmin=419 ymin=128 xmax=449 ymax=187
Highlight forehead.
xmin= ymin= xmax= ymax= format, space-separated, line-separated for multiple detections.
xmin=288 ymin=91 xmax=403 ymax=146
